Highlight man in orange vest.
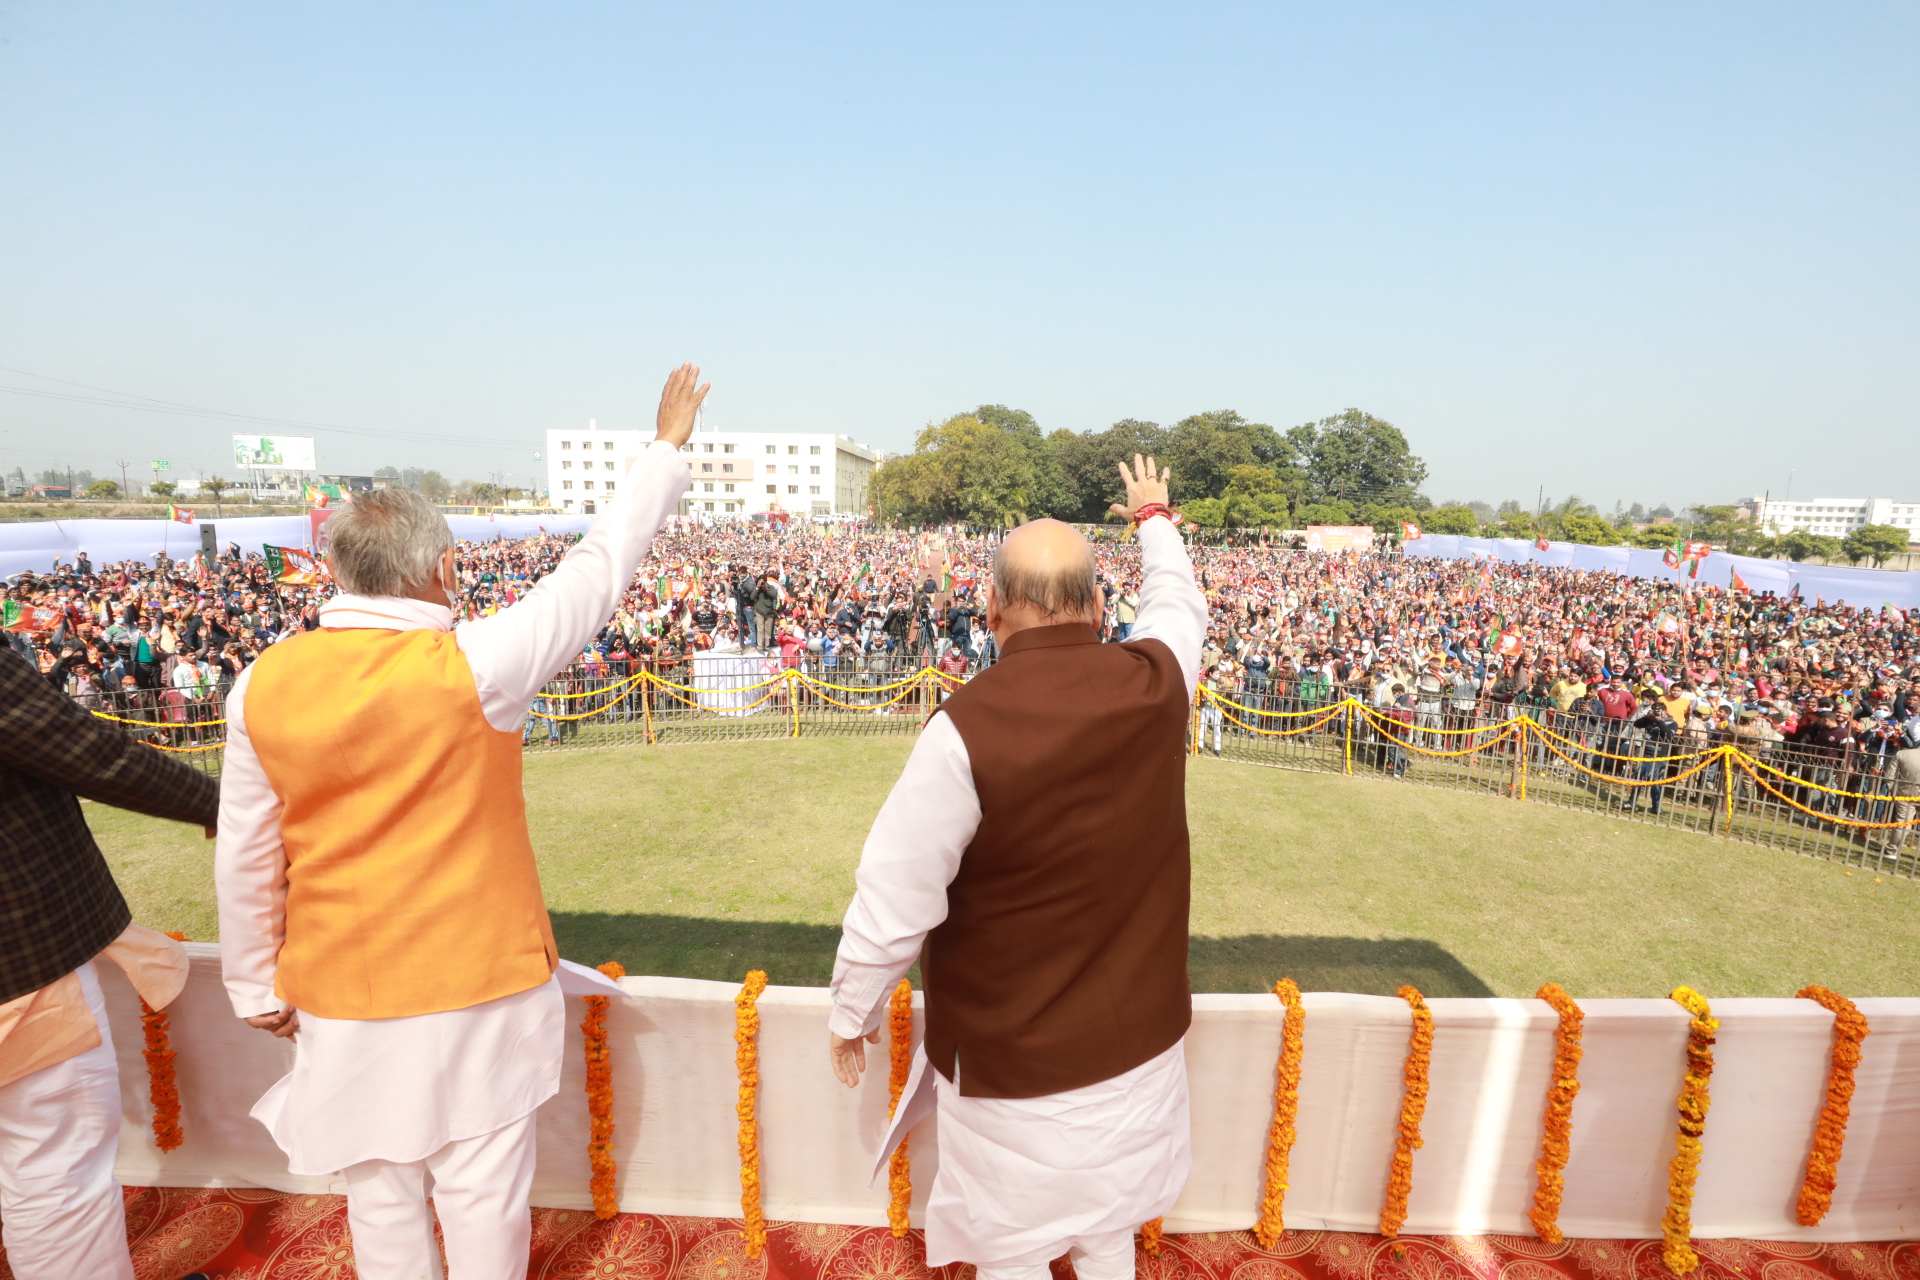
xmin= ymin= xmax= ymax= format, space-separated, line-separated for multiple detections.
xmin=214 ymin=364 xmax=705 ymax=1279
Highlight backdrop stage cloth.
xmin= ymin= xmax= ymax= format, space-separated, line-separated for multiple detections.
xmin=14 ymin=1190 xmax=1920 ymax=1280
xmin=98 ymin=948 xmax=1920 ymax=1242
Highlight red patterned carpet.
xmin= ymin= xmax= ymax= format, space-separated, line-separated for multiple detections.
xmin=0 ymin=1188 xmax=1912 ymax=1280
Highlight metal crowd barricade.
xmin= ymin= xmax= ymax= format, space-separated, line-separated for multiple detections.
xmin=88 ymin=650 xmax=1920 ymax=880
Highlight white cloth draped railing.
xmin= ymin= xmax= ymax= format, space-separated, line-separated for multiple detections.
xmin=102 ymin=946 xmax=1920 ymax=1240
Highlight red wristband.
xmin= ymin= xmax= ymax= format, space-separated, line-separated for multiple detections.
xmin=1133 ymin=503 xmax=1173 ymax=524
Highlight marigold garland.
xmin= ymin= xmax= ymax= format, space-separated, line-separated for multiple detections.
xmin=1139 ymin=1217 xmax=1164 ymax=1257
xmin=582 ymin=960 xmax=627 ymax=1219
xmin=1794 ymin=985 xmax=1868 ymax=1227
xmin=1528 ymin=982 xmax=1585 ymax=1243
xmin=886 ymin=979 xmax=914 ymax=1238
xmin=1661 ymin=987 xmax=1718 ymax=1277
xmin=735 ymin=969 xmax=770 ymax=1259
xmin=1380 ymin=985 xmax=1432 ymax=1239
xmin=140 ymin=930 xmax=191 ymax=1153
xmin=1254 ymin=977 xmax=1306 ymax=1249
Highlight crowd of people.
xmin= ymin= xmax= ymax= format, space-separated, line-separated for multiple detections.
xmin=6 ymin=520 xmax=1919 ymax=845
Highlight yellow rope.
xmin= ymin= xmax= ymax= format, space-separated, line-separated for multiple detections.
xmin=91 ymin=708 xmax=228 ymax=727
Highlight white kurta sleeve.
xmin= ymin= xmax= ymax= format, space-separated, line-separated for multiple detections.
xmin=1125 ymin=515 xmax=1207 ymax=700
xmin=456 ymin=440 xmax=692 ymax=730
xmin=213 ymin=669 xmax=291 ymax=1018
xmin=828 ymin=713 xmax=980 ymax=1040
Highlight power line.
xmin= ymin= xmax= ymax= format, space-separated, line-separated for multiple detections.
xmin=0 ymin=366 xmax=539 ymax=452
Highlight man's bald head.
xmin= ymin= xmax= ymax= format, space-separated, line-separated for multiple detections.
xmin=991 ymin=519 xmax=1100 ymax=626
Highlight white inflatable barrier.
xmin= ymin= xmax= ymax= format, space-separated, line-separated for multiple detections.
xmin=1402 ymin=535 xmax=1920 ymax=611
xmin=103 ymin=946 xmax=1920 ymax=1240
xmin=0 ymin=513 xmax=593 ymax=579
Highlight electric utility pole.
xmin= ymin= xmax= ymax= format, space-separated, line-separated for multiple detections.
xmin=116 ymin=458 xmax=131 ymax=500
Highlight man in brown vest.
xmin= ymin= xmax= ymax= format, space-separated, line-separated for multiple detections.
xmin=828 ymin=457 xmax=1206 ymax=1280
xmin=215 ymin=364 xmax=705 ymax=1280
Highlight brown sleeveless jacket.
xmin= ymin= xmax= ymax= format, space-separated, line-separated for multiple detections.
xmin=928 ymin=621 xmax=1191 ymax=1098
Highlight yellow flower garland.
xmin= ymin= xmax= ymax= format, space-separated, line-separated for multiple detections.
xmin=1661 ymin=987 xmax=1718 ymax=1276
xmin=1254 ymin=978 xmax=1306 ymax=1249
xmin=1794 ymin=985 xmax=1868 ymax=1227
xmin=582 ymin=960 xmax=627 ymax=1220
xmin=886 ymin=979 xmax=915 ymax=1238
xmin=1529 ymin=983 xmax=1585 ymax=1243
xmin=1380 ymin=985 xmax=1432 ymax=1239
xmin=735 ymin=970 xmax=770 ymax=1258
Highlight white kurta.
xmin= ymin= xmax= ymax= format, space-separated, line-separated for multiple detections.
xmin=215 ymin=440 xmax=690 ymax=1174
xmin=828 ymin=515 xmax=1207 ymax=1268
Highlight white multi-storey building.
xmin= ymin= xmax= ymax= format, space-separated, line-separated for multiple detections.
xmin=543 ymin=421 xmax=879 ymax=519
xmin=1746 ymin=496 xmax=1920 ymax=543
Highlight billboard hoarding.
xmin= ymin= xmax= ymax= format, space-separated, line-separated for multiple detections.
xmin=1304 ymin=525 xmax=1377 ymax=553
xmin=232 ymin=435 xmax=317 ymax=471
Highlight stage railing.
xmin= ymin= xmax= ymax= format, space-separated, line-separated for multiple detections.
xmin=87 ymin=661 xmax=1919 ymax=879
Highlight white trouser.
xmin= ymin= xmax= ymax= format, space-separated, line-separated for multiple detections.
xmin=0 ymin=962 xmax=134 ymax=1280
xmin=342 ymin=1112 xmax=538 ymax=1280
xmin=976 ymin=1229 xmax=1135 ymax=1280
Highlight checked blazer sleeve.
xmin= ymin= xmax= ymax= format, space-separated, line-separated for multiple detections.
xmin=0 ymin=646 xmax=219 ymax=1003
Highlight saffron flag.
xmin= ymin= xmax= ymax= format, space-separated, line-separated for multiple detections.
xmin=1400 ymin=521 xmax=1422 ymax=541
xmin=306 ymin=484 xmax=345 ymax=508
xmin=853 ymin=560 xmax=872 ymax=589
xmin=263 ymin=544 xmax=326 ymax=585
xmin=3 ymin=602 xmax=61 ymax=633
xmin=1730 ymin=566 xmax=1750 ymax=593
xmin=1494 ymin=631 xmax=1523 ymax=658
xmin=168 ymin=505 xmax=195 ymax=525
xmin=1535 ymin=536 xmax=1551 ymax=551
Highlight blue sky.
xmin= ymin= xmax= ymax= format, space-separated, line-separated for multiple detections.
xmin=0 ymin=3 xmax=1913 ymax=510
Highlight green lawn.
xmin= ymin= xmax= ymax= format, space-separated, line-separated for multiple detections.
xmin=87 ymin=738 xmax=1920 ymax=998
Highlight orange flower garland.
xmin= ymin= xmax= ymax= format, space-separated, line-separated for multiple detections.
xmin=735 ymin=969 xmax=770 ymax=1259
xmin=1380 ymin=985 xmax=1433 ymax=1239
xmin=582 ymin=960 xmax=627 ymax=1219
xmin=1661 ymin=987 xmax=1718 ymax=1277
xmin=1794 ymin=985 xmax=1868 ymax=1227
xmin=1528 ymin=983 xmax=1585 ymax=1243
xmin=1139 ymin=1217 xmax=1164 ymax=1257
xmin=141 ymin=930 xmax=191 ymax=1153
xmin=886 ymin=979 xmax=914 ymax=1238
xmin=1254 ymin=977 xmax=1306 ymax=1249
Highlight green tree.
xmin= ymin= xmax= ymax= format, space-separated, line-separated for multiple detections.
xmin=1423 ymin=505 xmax=1479 ymax=535
xmin=1294 ymin=499 xmax=1355 ymax=527
xmin=417 ymin=471 xmax=453 ymax=502
xmin=1779 ymin=529 xmax=1842 ymax=563
xmin=1182 ymin=497 xmax=1226 ymax=529
xmin=1051 ymin=418 xmax=1170 ymax=522
xmin=86 ymin=479 xmax=120 ymax=499
xmin=149 ymin=480 xmax=177 ymax=499
xmin=1290 ymin=409 xmax=1427 ymax=508
xmin=870 ymin=414 xmax=1041 ymax=527
xmin=1162 ymin=410 xmax=1286 ymax=506
xmin=1843 ymin=524 xmax=1912 ymax=567
xmin=1624 ymin=525 xmax=1679 ymax=549
xmin=1360 ymin=503 xmax=1423 ymax=537
xmin=199 ymin=475 xmax=231 ymax=517
xmin=1558 ymin=512 xmax=1623 ymax=545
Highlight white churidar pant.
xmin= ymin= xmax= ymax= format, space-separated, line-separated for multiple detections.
xmin=0 ymin=962 xmax=134 ymax=1280
xmin=342 ymin=1111 xmax=540 ymax=1280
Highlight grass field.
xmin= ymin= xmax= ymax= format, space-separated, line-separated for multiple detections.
xmin=88 ymin=737 xmax=1920 ymax=998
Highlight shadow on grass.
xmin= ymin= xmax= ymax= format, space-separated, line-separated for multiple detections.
xmin=552 ymin=912 xmax=1494 ymax=996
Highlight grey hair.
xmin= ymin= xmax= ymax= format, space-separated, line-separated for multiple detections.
xmin=991 ymin=540 xmax=1100 ymax=621
xmin=326 ymin=489 xmax=455 ymax=597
